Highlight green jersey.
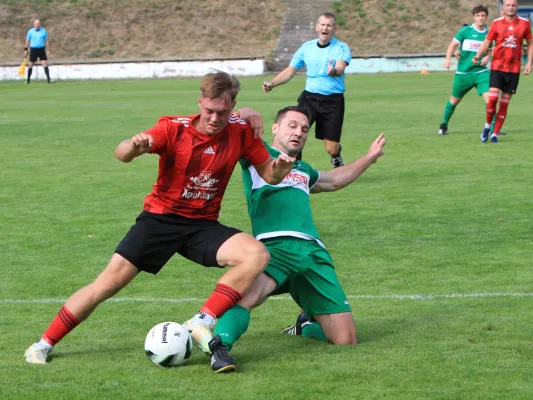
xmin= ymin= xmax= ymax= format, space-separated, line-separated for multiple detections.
xmin=240 ymin=142 xmax=323 ymax=246
xmin=454 ymin=24 xmax=489 ymax=74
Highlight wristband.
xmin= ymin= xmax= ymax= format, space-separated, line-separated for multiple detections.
xmin=24 ymin=47 xmax=28 ymax=51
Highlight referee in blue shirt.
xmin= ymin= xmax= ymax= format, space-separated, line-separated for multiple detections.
xmin=24 ymin=19 xmax=52 ymax=84
xmin=263 ymin=13 xmax=351 ymax=167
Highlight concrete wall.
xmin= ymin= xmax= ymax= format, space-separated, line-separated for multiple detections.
xmin=1 ymin=54 xmax=517 ymax=81
xmin=0 ymin=58 xmax=266 ymax=81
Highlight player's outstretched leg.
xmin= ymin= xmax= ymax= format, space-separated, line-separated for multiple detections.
xmin=184 ymin=233 xmax=269 ymax=353
xmin=208 ymin=335 xmax=236 ymax=373
xmin=24 ymin=254 xmax=139 ymax=364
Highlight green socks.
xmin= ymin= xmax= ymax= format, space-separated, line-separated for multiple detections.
xmin=301 ymin=322 xmax=329 ymax=342
xmin=214 ymin=305 xmax=250 ymax=352
xmin=442 ymin=101 xmax=456 ymax=125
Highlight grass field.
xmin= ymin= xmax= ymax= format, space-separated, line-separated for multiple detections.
xmin=1 ymin=73 xmax=533 ymax=400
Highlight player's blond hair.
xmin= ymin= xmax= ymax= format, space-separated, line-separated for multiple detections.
xmin=200 ymin=71 xmax=240 ymax=102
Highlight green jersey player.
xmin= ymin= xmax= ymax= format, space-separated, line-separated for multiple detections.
xmin=439 ymin=5 xmax=494 ymax=135
xmin=206 ymin=106 xmax=386 ymax=372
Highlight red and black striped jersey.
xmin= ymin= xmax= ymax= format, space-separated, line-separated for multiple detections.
xmin=488 ymin=16 xmax=532 ymax=73
xmin=143 ymin=114 xmax=270 ymax=220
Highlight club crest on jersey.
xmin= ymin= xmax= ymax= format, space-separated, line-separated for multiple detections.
xmin=190 ymin=171 xmax=219 ymax=188
xmin=502 ymin=36 xmax=517 ymax=48
xmin=181 ymin=171 xmax=219 ymax=200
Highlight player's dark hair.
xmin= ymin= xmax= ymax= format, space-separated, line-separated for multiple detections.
xmin=200 ymin=70 xmax=240 ymax=102
xmin=318 ymin=12 xmax=336 ymax=25
xmin=472 ymin=5 xmax=489 ymax=15
xmin=274 ymin=106 xmax=311 ymax=124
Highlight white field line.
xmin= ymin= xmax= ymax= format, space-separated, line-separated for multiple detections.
xmin=1 ymin=292 xmax=533 ymax=304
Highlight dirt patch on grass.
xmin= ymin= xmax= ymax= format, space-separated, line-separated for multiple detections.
xmin=0 ymin=0 xmax=500 ymax=64
xmin=0 ymin=0 xmax=285 ymax=63
xmin=334 ymin=0 xmax=499 ymax=56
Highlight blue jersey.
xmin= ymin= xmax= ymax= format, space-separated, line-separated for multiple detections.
xmin=26 ymin=28 xmax=48 ymax=48
xmin=289 ymin=38 xmax=351 ymax=95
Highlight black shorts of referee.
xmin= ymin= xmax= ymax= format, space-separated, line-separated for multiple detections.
xmin=29 ymin=47 xmax=47 ymax=63
xmin=297 ymin=90 xmax=345 ymax=142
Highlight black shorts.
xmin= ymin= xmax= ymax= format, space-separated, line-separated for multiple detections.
xmin=29 ymin=47 xmax=47 ymax=62
xmin=490 ymin=70 xmax=520 ymax=94
xmin=115 ymin=211 xmax=241 ymax=274
xmin=297 ymin=91 xmax=345 ymax=142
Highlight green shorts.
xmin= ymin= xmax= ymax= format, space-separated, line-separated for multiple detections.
xmin=451 ymin=70 xmax=489 ymax=98
xmin=263 ymin=237 xmax=351 ymax=318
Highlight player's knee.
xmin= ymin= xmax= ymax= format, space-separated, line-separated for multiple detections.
xmin=330 ymin=331 xmax=357 ymax=345
xmin=243 ymin=241 xmax=270 ymax=272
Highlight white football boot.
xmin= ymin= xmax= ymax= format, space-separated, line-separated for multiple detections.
xmin=24 ymin=342 xmax=52 ymax=364
xmin=183 ymin=312 xmax=216 ymax=354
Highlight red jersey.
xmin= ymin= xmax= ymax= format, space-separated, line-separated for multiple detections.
xmin=488 ymin=16 xmax=532 ymax=73
xmin=143 ymin=114 xmax=270 ymax=220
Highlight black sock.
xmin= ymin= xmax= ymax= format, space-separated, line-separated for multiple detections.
xmin=44 ymin=67 xmax=50 ymax=82
xmin=27 ymin=67 xmax=33 ymax=82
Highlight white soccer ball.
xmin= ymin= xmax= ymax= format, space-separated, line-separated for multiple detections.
xmin=144 ymin=322 xmax=192 ymax=367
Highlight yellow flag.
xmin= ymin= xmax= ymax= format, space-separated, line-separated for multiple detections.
xmin=18 ymin=58 xmax=27 ymax=78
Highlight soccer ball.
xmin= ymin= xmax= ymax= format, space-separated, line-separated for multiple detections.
xmin=144 ymin=322 xmax=192 ymax=367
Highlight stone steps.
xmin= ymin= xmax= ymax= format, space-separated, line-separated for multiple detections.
xmin=270 ymin=0 xmax=333 ymax=71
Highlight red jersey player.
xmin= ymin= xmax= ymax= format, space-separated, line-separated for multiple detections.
xmin=24 ymin=71 xmax=295 ymax=364
xmin=473 ymin=0 xmax=533 ymax=143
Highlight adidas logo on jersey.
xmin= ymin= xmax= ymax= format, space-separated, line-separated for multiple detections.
xmin=204 ymin=146 xmax=215 ymax=154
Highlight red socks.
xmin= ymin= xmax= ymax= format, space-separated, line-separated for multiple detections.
xmin=200 ymin=283 xmax=243 ymax=318
xmin=492 ymin=97 xmax=510 ymax=135
xmin=485 ymin=92 xmax=499 ymax=125
xmin=42 ymin=305 xmax=81 ymax=346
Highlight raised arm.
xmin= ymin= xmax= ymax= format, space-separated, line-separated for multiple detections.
xmin=235 ymin=107 xmax=264 ymax=138
xmin=327 ymin=59 xmax=348 ymax=77
xmin=115 ymin=133 xmax=154 ymax=163
xmin=262 ymin=66 xmax=298 ymax=92
xmin=253 ymin=154 xmax=295 ymax=185
xmin=312 ymin=134 xmax=386 ymax=193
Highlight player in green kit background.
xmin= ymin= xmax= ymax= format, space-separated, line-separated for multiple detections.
xmin=439 ymin=5 xmax=495 ymax=136
xmin=205 ymin=106 xmax=386 ymax=372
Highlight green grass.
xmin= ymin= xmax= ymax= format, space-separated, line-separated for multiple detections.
xmin=1 ymin=73 xmax=533 ymax=399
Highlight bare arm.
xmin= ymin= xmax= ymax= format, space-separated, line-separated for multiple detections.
xmin=328 ymin=59 xmax=348 ymax=76
xmin=445 ymin=40 xmax=460 ymax=69
xmin=24 ymin=39 xmax=29 ymax=56
xmin=312 ymin=134 xmax=386 ymax=193
xmin=472 ymin=39 xmax=491 ymax=64
xmin=262 ymin=66 xmax=298 ymax=92
xmin=235 ymin=107 xmax=264 ymax=138
xmin=45 ymin=39 xmax=50 ymax=54
xmin=525 ymin=38 xmax=533 ymax=75
xmin=115 ymin=133 xmax=154 ymax=163
xmin=253 ymin=154 xmax=295 ymax=185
